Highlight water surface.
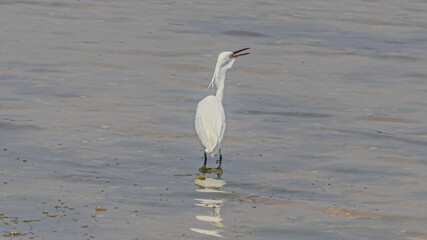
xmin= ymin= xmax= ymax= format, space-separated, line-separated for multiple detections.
xmin=1 ymin=0 xmax=426 ymax=239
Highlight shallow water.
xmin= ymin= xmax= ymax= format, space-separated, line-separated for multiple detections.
xmin=1 ymin=0 xmax=427 ymax=239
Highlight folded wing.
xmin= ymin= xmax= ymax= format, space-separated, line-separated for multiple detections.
xmin=195 ymin=95 xmax=226 ymax=157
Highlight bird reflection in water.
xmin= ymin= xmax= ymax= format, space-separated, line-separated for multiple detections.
xmin=191 ymin=168 xmax=228 ymax=238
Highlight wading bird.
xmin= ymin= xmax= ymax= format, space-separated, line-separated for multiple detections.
xmin=195 ymin=48 xmax=250 ymax=171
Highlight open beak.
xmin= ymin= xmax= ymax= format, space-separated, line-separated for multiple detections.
xmin=230 ymin=47 xmax=250 ymax=58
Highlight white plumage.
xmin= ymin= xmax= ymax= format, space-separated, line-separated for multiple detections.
xmin=195 ymin=95 xmax=226 ymax=157
xmin=195 ymin=48 xmax=249 ymax=166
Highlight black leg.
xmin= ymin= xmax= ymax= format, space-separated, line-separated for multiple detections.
xmin=199 ymin=152 xmax=208 ymax=174
xmin=218 ymin=149 xmax=222 ymax=167
xmin=214 ymin=149 xmax=223 ymax=178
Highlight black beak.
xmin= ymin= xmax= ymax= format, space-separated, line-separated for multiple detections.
xmin=231 ymin=47 xmax=250 ymax=58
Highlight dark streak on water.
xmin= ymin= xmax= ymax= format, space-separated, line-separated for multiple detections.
xmin=238 ymin=110 xmax=333 ymax=118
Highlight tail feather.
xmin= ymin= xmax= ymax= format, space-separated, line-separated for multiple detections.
xmin=205 ymin=147 xmax=213 ymax=154
xmin=205 ymin=145 xmax=218 ymax=158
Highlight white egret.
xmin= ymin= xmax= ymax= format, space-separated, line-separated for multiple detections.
xmin=195 ymin=48 xmax=250 ymax=169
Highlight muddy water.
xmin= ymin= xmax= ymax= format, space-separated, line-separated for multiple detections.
xmin=1 ymin=0 xmax=427 ymax=239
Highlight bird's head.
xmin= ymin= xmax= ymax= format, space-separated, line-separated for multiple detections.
xmin=209 ymin=48 xmax=250 ymax=89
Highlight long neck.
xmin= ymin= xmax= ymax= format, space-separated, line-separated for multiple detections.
xmin=216 ymin=83 xmax=225 ymax=102
xmin=213 ymin=68 xmax=226 ymax=102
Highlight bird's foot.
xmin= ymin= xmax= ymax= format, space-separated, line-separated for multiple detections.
xmin=210 ymin=167 xmax=223 ymax=176
xmin=199 ymin=165 xmax=211 ymax=174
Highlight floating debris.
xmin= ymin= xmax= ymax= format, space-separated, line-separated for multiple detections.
xmin=42 ymin=211 xmax=57 ymax=217
xmin=22 ymin=219 xmax=40 ymax=223
xmin=3 ymin=231 xmax=23 ymax=237
xmin=95 ymin=206 xmax=107 ymax=212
